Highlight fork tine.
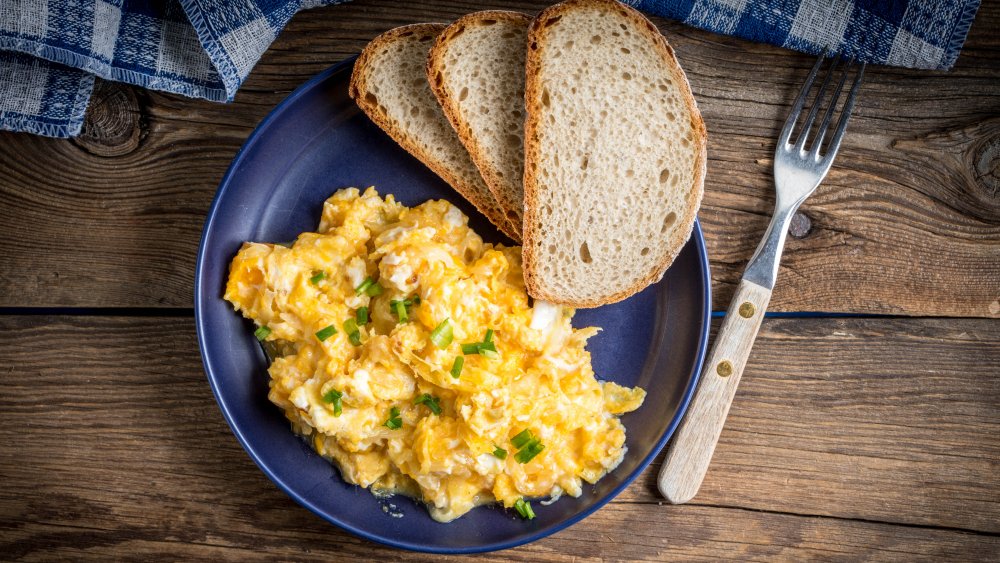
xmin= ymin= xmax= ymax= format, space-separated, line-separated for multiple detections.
xmin=778 ymin=52 xmax=826 ymax=147
xmin=794 ymin=54 xmax=841 ymax=151
xmin=822 ymin=63 xmax=865 ymax=161
xmin=809 ymin=58 xmax=854 ymax=158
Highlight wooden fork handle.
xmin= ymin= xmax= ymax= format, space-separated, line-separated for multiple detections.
xmin=658 ymin=278 xmax=772 ymax=504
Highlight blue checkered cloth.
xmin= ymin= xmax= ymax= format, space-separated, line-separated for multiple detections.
xmin=0 ymin=0 xmax=981 ymax=138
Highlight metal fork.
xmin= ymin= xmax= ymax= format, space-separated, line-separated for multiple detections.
xmin=657 ymin=53 xmax=865 ymax=504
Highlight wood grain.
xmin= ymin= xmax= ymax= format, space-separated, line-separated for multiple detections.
xmin=0 ymin=315 xmax=996 ymax=560
xmin=659 ymin=279 xmax=771 ymax=504
xmin=0 ymin=0 xmax=997 ymax=315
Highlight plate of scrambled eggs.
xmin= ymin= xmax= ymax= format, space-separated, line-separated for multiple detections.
xmin=196 ymin=57 xmax=711 ymax=553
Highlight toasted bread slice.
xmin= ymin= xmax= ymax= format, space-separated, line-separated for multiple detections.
xmin=428 ymin=11 xmax=531 ymax=236
xmin=522 ymin=0 xmax=707 ymax=307
xmin=350 ymin=24 xmax=520 ymax=241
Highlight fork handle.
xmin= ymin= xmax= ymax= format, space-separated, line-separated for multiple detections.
xmin=658 ymin=278 xmax=772 ymax=504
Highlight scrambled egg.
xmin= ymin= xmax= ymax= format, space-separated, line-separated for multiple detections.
xmin=224 ymin=187 xmax=645 ymax=522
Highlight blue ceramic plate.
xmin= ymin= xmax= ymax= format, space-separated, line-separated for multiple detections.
xmin=195 ymin=56 xmax=711 ymax=553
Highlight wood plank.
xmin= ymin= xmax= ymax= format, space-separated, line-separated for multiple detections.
xmin=0 ymin=315 xmax=996 ymax=561
xmin=0 ymin=7 xmax=998 ymax=317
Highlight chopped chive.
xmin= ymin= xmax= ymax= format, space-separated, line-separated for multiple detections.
xmin=429 ymin=318 xmax=453 ymax=348
xmin=393 ymin=299 xmax=408 ymax=322
xmin=515 ymin=440 xmax=545 ymax=464
xmin=484 ymin=328 xmax=494 ymax=343
xmin=461 ymin=343 xmax=480 ymax=355
xmin=315 ymin=324 xmax=338 ymax=342
xmin=365 ymin=282 xmax=383 ymax=297
xmin=354 ymin=277 xmax=375 ymax=295
xmin=309 ymin=271 xmax=327 ymax=285
xmin=344 ymin=318 xmax=361 ymax=346
xmin=513 ymin=498 xmax=535 ymax=520
xmin=414 ymin=393 xmax=441 ymax=415
xmin=356 ymin=306 xmax=369 ymax=325
xmin=511 ymin=429 xmax=533 ymax=449
xmin=254 ymin=326 xmax=272 ymax=341
xmin=322 ymin=389 xmax=343 ymax=416
xmin=450 ymin=356 xmax=464 ymax=379
xmin=384 ymin=406 xmax=402 ymax=429
xmin=492 ymin=446 xmax=507 ymax=460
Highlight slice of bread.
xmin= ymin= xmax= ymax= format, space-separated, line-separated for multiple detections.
xmin=349 ymin=24 xmax=520 ymax=242
xmin=428 ymin=11 xmax=531 ymax=237
xmin=522 ymin=0 xmax=707 ymax=307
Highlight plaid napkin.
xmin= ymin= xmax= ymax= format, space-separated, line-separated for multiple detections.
xmin=0 ymin=0 xmax=981 ymax=138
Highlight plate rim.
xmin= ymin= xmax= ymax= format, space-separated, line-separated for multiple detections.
xmin=194 ymin=55 xmax=712 ymax=554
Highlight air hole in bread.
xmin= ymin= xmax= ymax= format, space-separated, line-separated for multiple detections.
xmin=364 ymin=92 xmax=378 ymax=105
xmin=506 ymin=134 xmax=520 ymax=148
xmin=410 ymin=106 xmax=419 ymax=116
xmin=580 ymin=155 xmax=588 ymax=170
xmin=458 ymin=87 xmax=469 ymax=101
xmin=641 ymin=247 xmax=650 ymax=256
xmin=591 ymin=35 xmax=602 ymax=44
xmin=622 ymin=72 xmax=632 ymax=80
xmin=666 ymin=111 xmax=676 ymax=122
xmin=619 ymin=23 xmax=627 ymax=30
xmin=625 ymin=169 xmax=634 ymax=178
xmin=434 ymin=72 xmax=443 ymax=87
xmin=544 ymin=16 xmax=562 ymax=27
xmin=659 ymin=168 xmax=670 ymax=183
xmin=564 ymin=40 xmax=574 ymax=49
xmin=579 ymin=242 xmax=592 ymax=264
xmin=481 ymin=19 xmax=497 ymax=26
xmin=541 ymin=89 xmax=551 ymax=107
xmin=399 ymin=31 xmax=414 ymax=37
xmin=419 ymin=35 xmax=434 ymax=42
xmin=661 ymin=212 xmax=677 ymax=233
xmin=548 ymin=244 xmax=557 ymax=254
xmin=502 ymin=31 xmax=517 ymax=38
xmin=620 ymin=47 xmax=630 ymax=54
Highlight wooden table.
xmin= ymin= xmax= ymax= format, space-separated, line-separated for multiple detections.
xmin=2 ymin=1 xmax=998 ymax=560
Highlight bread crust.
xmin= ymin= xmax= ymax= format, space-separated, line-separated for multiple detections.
xmin=521 ymin=0 xmax=707 ymax=308
xmin=349 ymin=23 xmax=520 ymax=242
xmin=427 ymin=11 xmax=531 ymax=242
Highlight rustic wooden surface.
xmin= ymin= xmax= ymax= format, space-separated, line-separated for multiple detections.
xmin=0 ymin=0 xmax=997 ymax=315
xmin=1 ymin=0 xmax=998 ymax=560
xmin=1 ymin=316 xmax=997 ymax=561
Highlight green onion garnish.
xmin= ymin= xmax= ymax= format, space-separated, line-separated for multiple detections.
xmin=315 ymin=324 xmax=338 ymax=342
xmin=484 ymin=328 xmax=494 ymax=343
xmin=354 ymin=277 xmax=375 ymax=295
xmin=356 ymin=306 xmax=369 ymax=325
xmin=344 ymin=318 xmax=361 ymax=346
xmin=414 ymin=393 xmax=442 ymax=415
xmin=513 ymin=498 xmax=535 ymax=520
xmin=356 ymin=277 xmax=383 ymax=296
xmin=514 ymin=439 xmax=545 ymax=464
xmin=450 ymin=356 xmax=464 ymax=379
xmin=511 ymin=429 xmax=534 ymax=449
xmin=461 ymin=343 xmax=480 ymax=355
xmin=309 ymin=271 xmax=327 ymax=285
xmin=479 ymin=340 xmax=500 ymax=359
xmin=492 ymin=446 xmax=507 ymax=460
xmin=322 ymin=389 xmax=343 ymax=416
xmin=429 ymin=318 xmax=453 ymax=348
xmin=384 ymin=406 xmax=402 ymax=429
xmin=254 ymin=326 xmax=272 ymax=341
xmin=393 ymin=299 xmax=408 ymax=322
